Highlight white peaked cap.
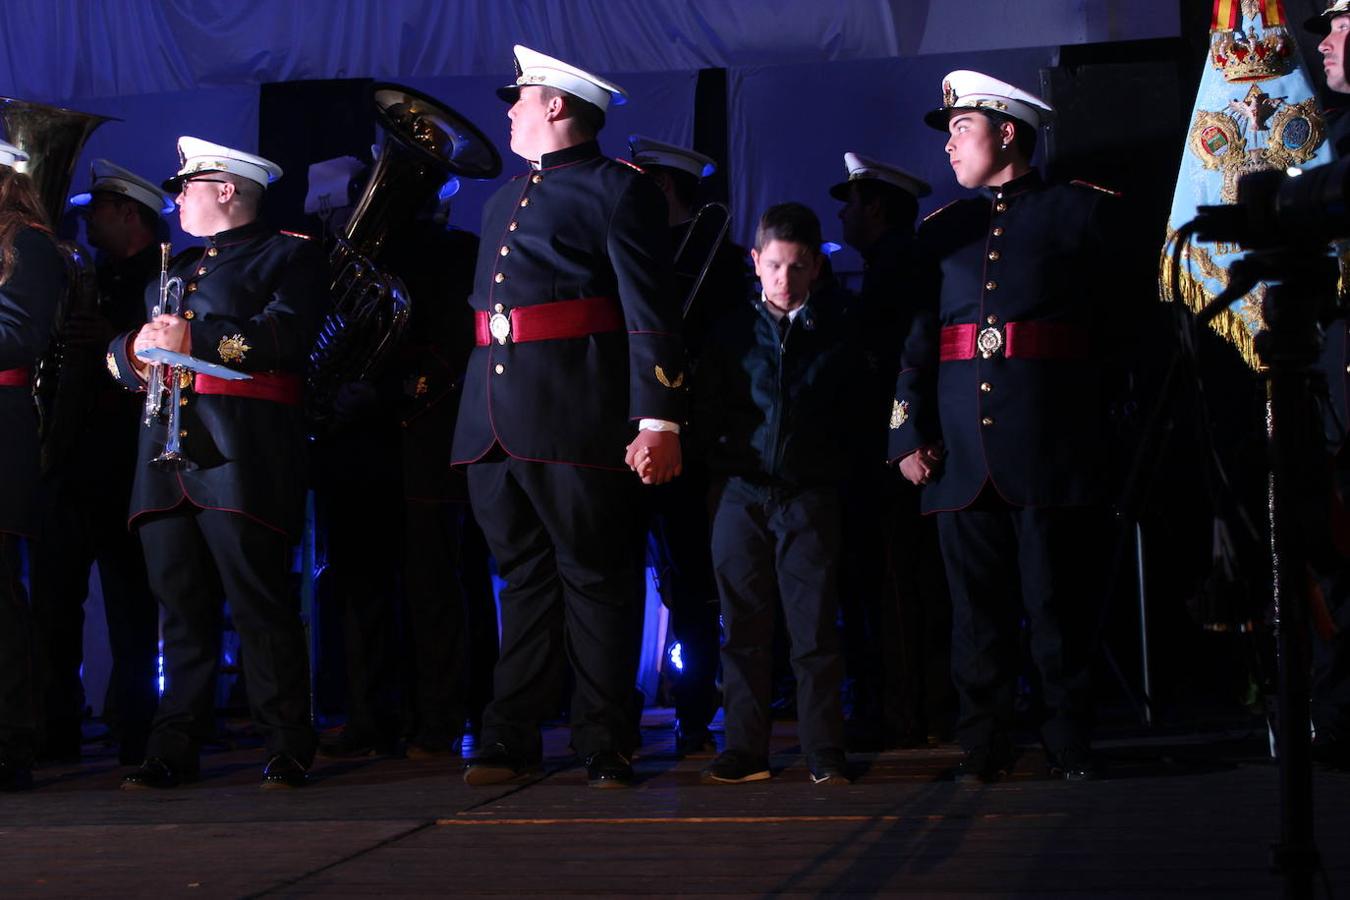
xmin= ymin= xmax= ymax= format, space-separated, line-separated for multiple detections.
xmin=70 ymin=158 xmax=174 ymax=215
xmin=829 ymin=152 xmax=931 ymax=200
xmin=163 ymin=136 xmax=283 ymax=191
xmin=628 ymin=135 xmax=716 ymax=178
xmin=924 ymin=70 xmax=1055 ymax=131
xmin=497 ymin=44 xmax=628 ymax=111
xmin=0 ymin=140 xmax=29 ymax=169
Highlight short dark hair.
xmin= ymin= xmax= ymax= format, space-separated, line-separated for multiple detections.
xmin=647 ymin=165 xmax=700 ymax=209
xmin=99 ymin=193 xmax=160 ymax=232
xmin=852 ymin=179 xmax=919 ymax=230
xmin=754 ymin=202 xmax=822 ymax=252
xmin=540 ymin=86 xmax=606 ymax=136
xmin=979 ymin=109 xmax=1037 ymax=160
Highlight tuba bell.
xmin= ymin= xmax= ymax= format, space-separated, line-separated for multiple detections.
xmin=306 ymin=83 xmax=501 ymax=428
xmin=0 ymin=97 xmax=116 ymax=472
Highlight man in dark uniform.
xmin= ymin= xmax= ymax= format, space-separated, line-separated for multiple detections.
xmin=891 ymin=71 xmax=1117 ymax=782
xmin=455 ymin=45 xmax=685 ymax=788
xmin=829 ymin=152 xmax=950 ymax=748
xmin=31 ymin=160 xmax=168 ymax=765
xmin=0 ymin=141 xmax=66 ymax=791
xmin=106 ymin=137 xmax=326 ymax=789
xmin=629 ymin=135 xmax=749 ymax=756
xmin=1305 ymin=0 xmax=1350 ymax=769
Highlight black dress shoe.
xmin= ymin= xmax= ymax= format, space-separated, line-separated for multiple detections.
xmin=673 ymin=722 xmax=717 ymax=759
xmin=463 ymin=742 xmax=537 ymax=786
xmin=261 ymin=753 xmax=308 ymax=790
xmin=0 ymin=761 xmax=34 ymax=792
xmin=585 ymin=751 xmax=634 ymax=789
xmin=1048 ymin=746 xmax=1100 ymax=782
xmin=121 ymin=757 xmax=190 ymax=791
xmin=951 ymin=744 xmax=1014 ymax=784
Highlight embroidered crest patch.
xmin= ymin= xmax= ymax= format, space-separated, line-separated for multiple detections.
xmin=889 ymin=399 xmax=909 ymax=430
xmin=217 ymin=333 xmax=251 ymax=363
xmin=105 ymin=352 xmax=119 ymax=380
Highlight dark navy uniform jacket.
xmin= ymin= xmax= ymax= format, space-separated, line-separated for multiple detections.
xmin=451 ymin=140 xmax=684 ymax=470
xmin=0 ymin=227 xmax=64 ymax=535
xmin=1319 ymin=106 xmax=1350 ymax=455
xmin=384 ymin=225 xmax=478 ymax=502
xmin=106 ymin=220 xmax=327 ymax=538
xmin=888 ymin=170 xmax=1116 ymax=512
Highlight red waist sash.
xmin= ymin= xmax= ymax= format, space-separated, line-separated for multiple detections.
xmin=193 ymin=371 xmax=302 ymax=406
xmin=939 ymin=322 xmax=1089 ymax=361
xmin=474 ymin=296 xmax=623 ymax=346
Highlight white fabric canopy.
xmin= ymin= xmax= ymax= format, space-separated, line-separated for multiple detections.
xmin=2 ymin=0 xmax=1178 ymax=103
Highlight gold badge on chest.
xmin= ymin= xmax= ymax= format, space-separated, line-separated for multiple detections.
xmin=218 ymin=333 xmax=251 ymax=363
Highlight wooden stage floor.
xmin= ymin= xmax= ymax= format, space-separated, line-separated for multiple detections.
xmin=3 ymin=711 xmax=1348 ymax=898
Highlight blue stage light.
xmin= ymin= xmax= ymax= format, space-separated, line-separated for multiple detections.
xmin=668 ymin=641 xmax=685 ymax=673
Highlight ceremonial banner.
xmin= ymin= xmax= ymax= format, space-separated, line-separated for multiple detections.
xmin=1161 ymin=0 xmax=1330 ymax=368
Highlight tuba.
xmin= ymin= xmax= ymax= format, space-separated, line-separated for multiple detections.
xmin=0 ymin=97 xmax=115 ymax=472
xmin=306 ymin=83 xmax=501 ymax=428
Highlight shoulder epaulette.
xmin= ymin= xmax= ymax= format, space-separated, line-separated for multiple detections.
xmin=921 ymin=199 xmax=960 ymax=223
xmin=615 ymin=157 xmax=646 ymax=174
xmin=1070 ymin=179 xmax=1122 ymax=198
xmin=278 ymin=229 xmax=313 ymax=240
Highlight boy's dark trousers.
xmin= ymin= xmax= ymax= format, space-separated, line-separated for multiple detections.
xmin=710 ymin=476 xmax=845 ymax=758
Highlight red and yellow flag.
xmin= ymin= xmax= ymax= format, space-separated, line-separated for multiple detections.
xmin=1213 ymin=0 xmax=1286 ymax=31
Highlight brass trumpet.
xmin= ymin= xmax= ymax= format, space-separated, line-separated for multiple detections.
xmin=142 ymin=242 xmax=193 ymax=470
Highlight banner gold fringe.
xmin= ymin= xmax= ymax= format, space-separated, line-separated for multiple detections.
xmin=1158 ymin=247 xmax=1263 ymax=370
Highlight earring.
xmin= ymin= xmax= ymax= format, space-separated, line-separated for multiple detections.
xmin=1000 ymin=142 xmax=1009 ymax=150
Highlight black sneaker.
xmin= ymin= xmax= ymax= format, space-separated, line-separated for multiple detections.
xmin=261 ymin=753 xmax=309 ymax=790
xmin=807 ymin=749 xmax=852 ymax=786
xmin=700 ymin=750 xmax=771 ymax=784
xmin=463 ymin=742 xmax=537 ymax=786
xmin=951 ymin=744 xmax=1013 ymax=784
xmin=585 ymin=750 xmax=634 ymax=789
xmin=1048 ymin=745 xmax=1099 ymax=782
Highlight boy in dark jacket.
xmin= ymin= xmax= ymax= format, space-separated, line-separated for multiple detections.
xmin=694 ymin=203 xmax=857 ymax=785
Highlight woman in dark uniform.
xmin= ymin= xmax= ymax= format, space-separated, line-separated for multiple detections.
xmin=0 ymin=142 xmax=66 ymax=791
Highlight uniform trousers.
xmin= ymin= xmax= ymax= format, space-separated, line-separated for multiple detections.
xmin=0 ymin=535 xmax=35 ymax=767
xmin=30 ymin=475 xmax=157 ymax=763
xmin=1313 ymin=463 xmax=1350 ymax=743
xmin=402 ymin=499 xmax=480 ymax=744
xmin=467 ymin=455 xmax=646 ymax=761
xmin=936 ymin=497 xmax=1106 ymax=756
xmin=710 ymin=477 xmax=845 ymax=758
xmin=138 ymin=508 xmax=315 ymax=770
xmin=647 ymin=469 xmax=721 ymax=735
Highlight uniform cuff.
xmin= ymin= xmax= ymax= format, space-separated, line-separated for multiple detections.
xmin=638 ymin=418 xmax=680 ymax=434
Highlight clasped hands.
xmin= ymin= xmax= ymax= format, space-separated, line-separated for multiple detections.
xmin=897 ymin=443 xmax=945 ymax=486
xmin=624 ymin=429 xmax=682 ymax=485
xmin=131 ymin=314 xmax=191 ymax=377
